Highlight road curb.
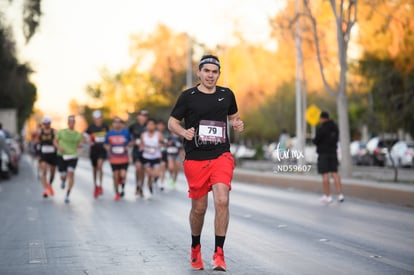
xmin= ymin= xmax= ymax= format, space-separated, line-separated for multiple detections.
xmin=233 ymin=168 xmax=414 ymax=208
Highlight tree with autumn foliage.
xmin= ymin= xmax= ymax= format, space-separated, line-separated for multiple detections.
xmin=355 ymin=0 xmax=414 ymax=181
xmin=356 ymin=0 xmax=414 ymax=137
xmin=85 ymin=25 xmax=190 ymax=121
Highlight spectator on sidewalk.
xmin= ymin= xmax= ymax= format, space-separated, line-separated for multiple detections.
xmin=313 ymin=111 xmax=344 ymax=204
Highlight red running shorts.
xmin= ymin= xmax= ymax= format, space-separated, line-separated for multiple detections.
xmin=183 ymin=152 xmax=235 ymax=199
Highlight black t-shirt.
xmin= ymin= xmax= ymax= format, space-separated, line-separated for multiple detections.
xmin=86 ymin=124 xmax=109 ymax=150
xmin=170 ymin=85 xmax=238 ymax=160
xmin=128 ymin=122 xmax=146 ymax=148
xmin=38 ymin=128 xmax=56 ymax=155
xmin=39 ymin=128 xmax=55 ymax=146
xmin=313 ymin=120 xmax=339 ymax=155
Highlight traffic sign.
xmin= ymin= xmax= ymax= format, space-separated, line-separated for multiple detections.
xmin=306 ymin=104 xmax=322 ymax=126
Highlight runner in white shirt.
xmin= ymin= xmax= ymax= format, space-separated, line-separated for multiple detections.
xmin=140 ymin=118 xmax=164 ymax=195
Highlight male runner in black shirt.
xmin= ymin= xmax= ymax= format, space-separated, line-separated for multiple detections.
xmin=168 ymin=54 xmax=244 ymax=271
xmin=85 ymin=110 xmax=109 ymax=198
xmin=128 ymin=110 xmax=148 ymax=197
xmin=36 ymin=117 xmax=58 ymax=198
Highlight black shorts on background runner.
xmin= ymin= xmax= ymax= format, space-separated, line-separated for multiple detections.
xmin=40 ymin=153 xmax=58 ymax=166
xmin=132 ymin=146 xmax=143 ymax=163
xmin=161 ymin=151 xmax=167 ymax=163
xmin=90 ymin=148 xmax=107 ymax=167
xmin=317 ymin=154 xmax=338 ymax=174
xmin=110 ymin=163 xmax=129 ymax=171
xmin=58 ymin=156 xmax=78 ymax=173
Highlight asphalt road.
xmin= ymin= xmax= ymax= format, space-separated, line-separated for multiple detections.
xmin=0 ymin=156 xmax=413 ymax=275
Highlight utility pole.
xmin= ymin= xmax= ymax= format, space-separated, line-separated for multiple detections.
xmin=295 ymin=0 xmax=305 ymax=165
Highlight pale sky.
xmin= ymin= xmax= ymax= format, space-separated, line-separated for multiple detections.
xmin=11 ymin=0 xmax=284 ymax=116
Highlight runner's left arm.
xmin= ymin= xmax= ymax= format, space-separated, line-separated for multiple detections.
xmin=139 ymin=133 xmax=145 ymax=151
xmin=159 ymin=132 xmax=165 ymax=146
xmin=77 ymin=134 xmax=84 ymax=148
xmin=228 ymin=112 xmax=244 ymax=133
xmin=53 ymin=133 xmax=64 ymax=154
xmin=126 ymin=131 xmax=133 ymax=149
xmin=104 ymin=133 xmax=110 ymax=152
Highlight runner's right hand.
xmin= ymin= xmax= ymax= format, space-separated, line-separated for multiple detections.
xmin=183 ymin=127 xmax=195 ymax=141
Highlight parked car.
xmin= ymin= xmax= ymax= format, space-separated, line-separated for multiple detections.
xmin=386 ymin=141 xmax=414 ymax=168
xmin=366 ymin=137 xmax=398 ymax=166
xmin=0 ymin=133 xmax=12 ymax=179
xmin=0 ymin=148 xmax=12 ymax=179
xmin=350 ymin=140 xmax=370 ymax=165
xmin=5 ymin=138 xmax=20 ymax=174
xmin=0 ymin=130 xmax=20 ymax=176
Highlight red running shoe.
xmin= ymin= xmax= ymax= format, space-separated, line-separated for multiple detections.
xmin=98 ymin=186 xmax=103 ymax=196
xmin=48 ymin=184 xmax=54 ymax=196
xmin=212 ymin=246 xmax=226 ymax=271
xmin=190 ymin=244 xmax=204 ymax=270
xmin=93 ymin=186 xmax=99 ymax=198
xmin=42 ymin=188 xmax=50 ymax=198
xmin=114 ymin=193 xmax=121 ymax=201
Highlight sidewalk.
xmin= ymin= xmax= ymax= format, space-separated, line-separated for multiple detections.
xmin=233 ymin=161 xmax=414 ymax=208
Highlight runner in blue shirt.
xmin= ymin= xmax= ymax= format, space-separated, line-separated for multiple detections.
xmin=105 ymin=117 xmax=132 ymax=201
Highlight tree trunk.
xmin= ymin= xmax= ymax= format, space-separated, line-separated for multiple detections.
xmin=337 ymin=89 xmax=352 ymax=178
xmin=336 ymin=11 xmax=352 ymax=178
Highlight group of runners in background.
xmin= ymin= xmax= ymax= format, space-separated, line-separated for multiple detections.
xmin=30 ymin=109 xmax=183 ymax=203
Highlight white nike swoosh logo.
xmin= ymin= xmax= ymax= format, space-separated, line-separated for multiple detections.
xmin=218 ymin=98 xmax=224 ymax=101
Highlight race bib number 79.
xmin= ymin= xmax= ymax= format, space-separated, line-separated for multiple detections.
xmin=198 ymin=120 xmax=226 ymax=144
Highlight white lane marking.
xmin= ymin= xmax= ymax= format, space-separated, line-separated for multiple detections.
xmin=29 ymin=240 xmax=47 ymax=264
xmin=26 ymin=207 xmax=39 ymax=222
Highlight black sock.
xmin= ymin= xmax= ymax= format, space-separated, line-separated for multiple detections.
xmin=66 ymin=189 xmax=71 ymax=197
xmin=215 ymin=235 xmax=225 ymax=251
xmin=191 ymin=235 xmax=201 ymax=248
